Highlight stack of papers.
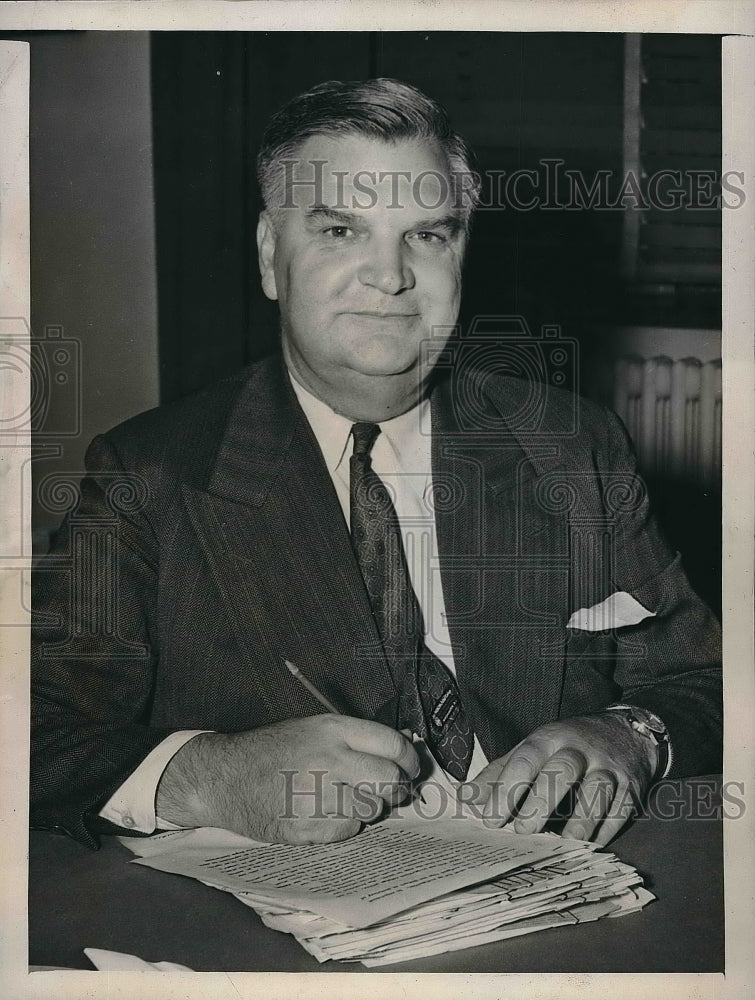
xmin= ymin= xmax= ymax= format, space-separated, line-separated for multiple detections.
xmin=126 ymin=817 xmax=653 ymax=966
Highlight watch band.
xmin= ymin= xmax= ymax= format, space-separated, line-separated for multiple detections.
xmin=604 ymin=704 xmax=673 ymax=780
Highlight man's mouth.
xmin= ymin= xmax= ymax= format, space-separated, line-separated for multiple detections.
xmin=350 ymin=311 xmax=420 ymax=319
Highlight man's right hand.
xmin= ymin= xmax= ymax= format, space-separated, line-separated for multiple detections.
xmin=154 ymin=715 xmax=420 ymax=844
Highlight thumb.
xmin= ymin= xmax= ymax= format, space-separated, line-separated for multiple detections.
xmin=458 ymin=758 xmax=507 ymax=805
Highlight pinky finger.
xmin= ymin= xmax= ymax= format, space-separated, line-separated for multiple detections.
xmin=562 ymin=768 xmax=616 ymax=842
xmin=593 ymin=782 xmax=641 ymax=848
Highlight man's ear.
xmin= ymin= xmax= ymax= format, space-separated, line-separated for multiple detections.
xmin=257 ymin=211 xmax=278 ymax=301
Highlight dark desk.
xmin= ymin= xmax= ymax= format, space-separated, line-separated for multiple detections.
xmin=29 ymin=777 xmax=724 ymax=973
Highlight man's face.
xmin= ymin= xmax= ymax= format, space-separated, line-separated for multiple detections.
xmin=257 ymin=133 xmax=467 ymax=413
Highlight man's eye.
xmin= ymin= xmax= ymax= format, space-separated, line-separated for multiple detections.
xmin=323 ymin=226 xmax=353 ymax=238
xmin=410 ymin=230 xmax=446 ymax=245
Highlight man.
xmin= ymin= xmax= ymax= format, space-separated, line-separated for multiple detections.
xmin=31 ymin=79 xmax=722 ymax=852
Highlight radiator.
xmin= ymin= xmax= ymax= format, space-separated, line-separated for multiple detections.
xmin=612 ymin=355 xmax=722 ymax=485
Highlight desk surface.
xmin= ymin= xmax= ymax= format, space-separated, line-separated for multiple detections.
xmin=29 ymin=777 xmax=724 ymax=973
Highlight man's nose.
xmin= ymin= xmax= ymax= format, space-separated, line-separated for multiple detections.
xmin=357 ymin=241 xmax=415 ymax=294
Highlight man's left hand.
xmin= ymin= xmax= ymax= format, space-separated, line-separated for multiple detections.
xmin=463 ymin=712 xmax=658 ymax=847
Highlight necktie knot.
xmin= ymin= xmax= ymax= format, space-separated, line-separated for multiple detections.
xmin=351 ymin=422 xmax=381 ymax=460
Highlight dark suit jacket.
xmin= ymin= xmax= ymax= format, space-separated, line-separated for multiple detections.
xmin=31 ymin=353 xmax=722 ymax=847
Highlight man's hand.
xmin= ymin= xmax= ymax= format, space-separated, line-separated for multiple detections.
xmin=462 ymin=713 xmax=658 ymax=847
xmin=155 ymin=715 xmax=420 ymax=845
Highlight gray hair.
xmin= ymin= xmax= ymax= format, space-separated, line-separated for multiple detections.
xmin=257 ymin=78 xmax=481 ymax=222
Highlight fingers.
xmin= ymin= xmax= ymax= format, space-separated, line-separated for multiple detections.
xmin=338 ymin=718 xmax=421 ymax=780
xmin=463 ymin=714 xmax=655 ymax=843
xmin=471 ymin=745 xmax=624 ymax=841
xmin=286 ymin=818 xmax=363 ymax=845
xmin=478 ymin=746 xmax=545 ymax=827
xmin=334 ymin=750 xmax=414 ymax=808
xmin=280 ymin=803 xmax=363 ymax=844
xmin=561 ymin=768 xmax=617 ymax=841
xmin=278 ymin=716 xmax=419 ymax=822
xmin=511 ymin=748 xmax=587 ymax=834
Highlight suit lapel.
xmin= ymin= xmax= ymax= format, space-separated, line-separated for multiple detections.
xmin=182 ymin=356 xmax=398 ymax=726
xmin=432 ymin=372 xmax=571 ymax=760
xmin=179 ymin=356 xmax=578 ymax=753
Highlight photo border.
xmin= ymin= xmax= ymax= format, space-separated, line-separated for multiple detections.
xmin=1 ymin=3 xmax=752 ymax=999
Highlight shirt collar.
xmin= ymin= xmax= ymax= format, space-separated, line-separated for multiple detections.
xmin=288 ymin=372 xmax=431 ymax=475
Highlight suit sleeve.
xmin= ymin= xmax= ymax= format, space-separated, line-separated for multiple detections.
xmin=31 ymin=434 xmax=177 ymax=848
xmin=592 ymin=408 xmax=722 ymax=778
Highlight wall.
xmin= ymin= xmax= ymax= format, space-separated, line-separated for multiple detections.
xmin=27 ymin=31 xmax=159 ymax=545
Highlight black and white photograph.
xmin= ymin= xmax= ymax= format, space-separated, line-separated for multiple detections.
xmin=0 ymin=3 xmax=752 ymax=998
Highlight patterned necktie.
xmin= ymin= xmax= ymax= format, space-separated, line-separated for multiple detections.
xmin=349 ymin=422 xmax=474 ymax=780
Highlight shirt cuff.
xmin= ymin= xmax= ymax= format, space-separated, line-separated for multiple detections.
xmin=98 ymin=731 xmax=211 ymax=833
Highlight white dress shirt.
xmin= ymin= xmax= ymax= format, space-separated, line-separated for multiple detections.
xmin=99 ymin=375 xmax=488 ymax=832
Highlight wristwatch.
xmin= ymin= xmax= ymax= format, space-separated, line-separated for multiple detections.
xmin=604 ymin=704 xmax=673 ymax=780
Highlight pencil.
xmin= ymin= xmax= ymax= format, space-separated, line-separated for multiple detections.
xmin=284 ymin=658 xmax=340 ymax=715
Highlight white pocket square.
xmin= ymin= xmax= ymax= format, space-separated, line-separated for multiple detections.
xmin=567 ymin=591 xmax=656 ymax=631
